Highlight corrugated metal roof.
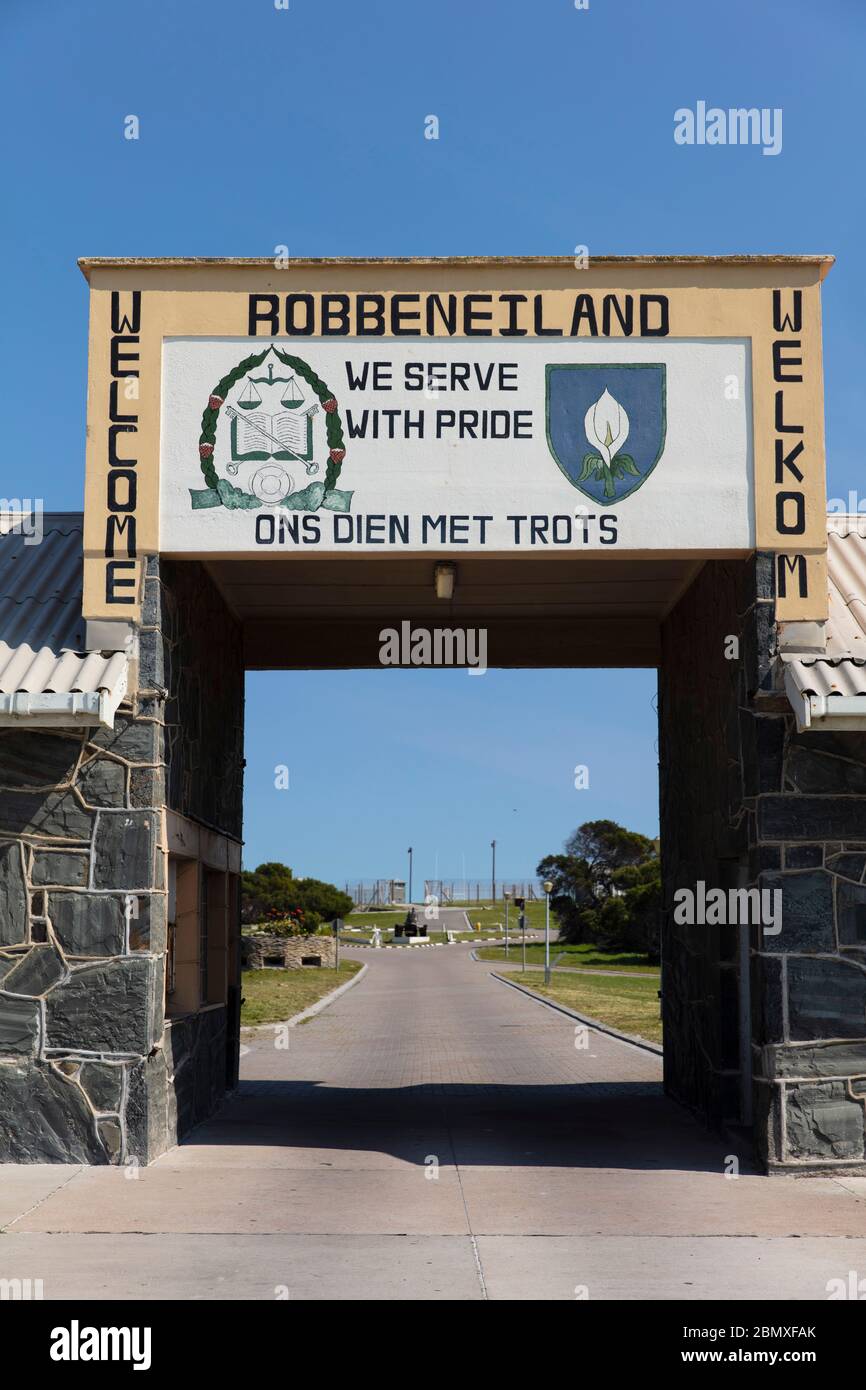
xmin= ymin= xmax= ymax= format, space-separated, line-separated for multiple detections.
xmin=0 ymin=512 xmax=85 ymax=650
xmin=786 ymin=518 xmax=866 ymax=701
xmin=0 ymin=513 xmax=128 ymax=725
xmin=0 ymin=642 xmax=126 ymax=697
xmin=790 ymin=658 xmax=866 ymax=700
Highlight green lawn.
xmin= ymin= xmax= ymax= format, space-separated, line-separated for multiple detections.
xmin=449 ymin=899 xmax=551 ymax=931
xmin=345 ymin=900 xmax=553 ymax=935
xmin=345 ymin=911 xmax=408 ymax=930
xmin=477 ymin=941 xmax=656 ymax=972
xmin=240 ymin=960 xmax=362 ymax=1027
xmin=501 ymin=967 xmax=662 ymax=1044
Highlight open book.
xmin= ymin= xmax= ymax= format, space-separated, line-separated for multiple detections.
xmin=231 ymin=403 xmax=318 ymax=462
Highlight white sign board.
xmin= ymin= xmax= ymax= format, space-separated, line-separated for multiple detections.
xmin=159 ymin=338 xmax=753 ymax=553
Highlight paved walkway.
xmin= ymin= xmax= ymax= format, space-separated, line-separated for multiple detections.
xmin=3 ymin=946 xmax=866 ymax=1300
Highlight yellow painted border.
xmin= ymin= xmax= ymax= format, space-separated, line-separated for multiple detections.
xmin=81 ymin=257 xmax=831 ymax=623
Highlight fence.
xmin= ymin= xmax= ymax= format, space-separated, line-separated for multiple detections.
xmin=344 ymin=880 xmax=406 ymax=908
xmin=344 ymin=879 xmax=541 ymax=907
xmin=424 ymin=880 xmax=541 ymax=904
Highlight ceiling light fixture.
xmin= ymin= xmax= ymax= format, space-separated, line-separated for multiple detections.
xmin=434 ymin=562 xmax=456 ymax=600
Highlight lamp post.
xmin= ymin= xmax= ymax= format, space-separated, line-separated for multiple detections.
xmin=514 ymin=896 xmax=526 ymax=971
xmin=407 ymin=847 xmax=413 ymax=905
xmin=543 ymin=880 xmax=554 ymax=984
xmin=491 ymin=839 xmax=496 ymax=902
xmin=504 ymin=889 xmax=512 ymax=959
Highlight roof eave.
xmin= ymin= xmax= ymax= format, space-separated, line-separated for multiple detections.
xmin=783 ymin=667 xmax=866 ymax=734
xmin=77 ymin=253 xmax=837 ymax=282
xmin=0 ymin=663 xmax=128 ymax=730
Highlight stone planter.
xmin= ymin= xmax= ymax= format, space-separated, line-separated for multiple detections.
xmin=241 ymin=932 xmax=336 ymax=970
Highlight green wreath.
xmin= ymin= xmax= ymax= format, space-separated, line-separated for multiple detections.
xmin=193 ymin=346 xmax=350 ymax=511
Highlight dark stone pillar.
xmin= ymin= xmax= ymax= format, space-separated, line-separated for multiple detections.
xmin=659 ymin=559 xmax=756 ymax=1130
xmin=0 ymin=556 xmax=244 ymax=1165
xmin=754 ymin=727 xmax=866 ymax=1169
xmin=0 ymin=720 xmax=164 ymax=1164
xmin=129 ymin=556 xmax=244 ymax=1157
xmin=660 ymin=556 xmax=866 ymax=1171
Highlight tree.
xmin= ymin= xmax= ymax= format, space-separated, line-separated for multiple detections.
xmin=241 ymin=862 xmax=353 ymax=925
xmin=537 ymin=821 xmax=659 ymax=955
xmin=290 ymin=876 xmax=354 ymax=922
xmin=609 ymin=858 xmax=661 ymax=961
xmin=241 ymin=862 xmax=294 ymax=922
xmin=563 ymin=820 xmax=655 ymax=896
xmin=535 ymin=852 xmax=596 ymax=943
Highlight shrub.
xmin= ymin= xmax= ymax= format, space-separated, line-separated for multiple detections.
xmin=242 ymin=862 xmax=352 ymax=924
xmin=262 ymin=906 xmax=325 ymax=937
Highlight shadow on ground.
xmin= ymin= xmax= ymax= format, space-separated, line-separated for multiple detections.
xmin=185 ymin=1079 xmax=757 ymax=1176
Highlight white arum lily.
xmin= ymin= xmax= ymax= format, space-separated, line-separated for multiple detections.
xmin=584 ymin=388 xmax=629 ymax=466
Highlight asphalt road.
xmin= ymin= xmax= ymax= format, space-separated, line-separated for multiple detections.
xmin=3 ymin=945 xmax=866 ymax=1300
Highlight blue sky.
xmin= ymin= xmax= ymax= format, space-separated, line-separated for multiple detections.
xmin=1 ymin=0 xmax=863 ymax=883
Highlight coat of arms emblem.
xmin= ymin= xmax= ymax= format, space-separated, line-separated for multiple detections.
xmin=545 ymin=363 xmax=666 ymax=504
xmin=191 ymin=345 xmax=352 ymax=512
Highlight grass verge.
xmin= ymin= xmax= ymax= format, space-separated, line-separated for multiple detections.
xmin=450 ymin=899 xmax=551 ymax=931
xmin=346 ymin=911 xmax=408 ymax=930
xmin=500 ymin=967 xmax=662 ymax=1045
xmin=241 ymin=960 xmax=362 ymax=1027
xmin=477 ymin=941 xmax=657 ymax=972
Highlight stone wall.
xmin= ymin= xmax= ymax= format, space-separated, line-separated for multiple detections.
xmin=660 ymin=556 xmax=866 ymax=1171
xmin=0 ymin=557 xmax=244 ymax=1165
xmin=242 ymin=932 xmax=337 ymax=969
xmin=658 ymin=557 xmax=761 ymax=1130
xmin=144 ymin=557 xmax=244 ymax=841
xmin=137 ymin=557 xmax=244 ymax=1160
xmin=0 ymin=720 xmax=164 ymax=1163
xmin=753 ymin=725 xmax=866 ymax=1169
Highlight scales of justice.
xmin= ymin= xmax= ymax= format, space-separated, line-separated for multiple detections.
xmin=224 ymin=355 xmax=320 ymax=504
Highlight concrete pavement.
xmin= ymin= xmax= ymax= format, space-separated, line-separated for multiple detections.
xmin=3 ymin=944 xmax=866 ymax=1299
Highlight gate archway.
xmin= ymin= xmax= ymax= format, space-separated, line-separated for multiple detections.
xmin=1 ymin=256 xmax=864 ymax=1173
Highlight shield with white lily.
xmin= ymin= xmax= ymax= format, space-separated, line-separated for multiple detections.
xmin=545 ymin=364 xmax=666 ymax=503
